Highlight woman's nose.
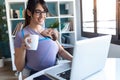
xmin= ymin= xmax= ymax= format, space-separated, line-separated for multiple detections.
xmin=39 ymin=13 xmax=46 ymax=18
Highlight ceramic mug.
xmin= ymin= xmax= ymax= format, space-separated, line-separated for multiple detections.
xmin=25 ymin=35 xmax=39 ymax=50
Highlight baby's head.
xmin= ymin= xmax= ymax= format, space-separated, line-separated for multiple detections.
xmin=41 ymin=28 xmax=58 ymax=41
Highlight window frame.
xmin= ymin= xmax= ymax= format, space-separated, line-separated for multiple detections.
xmin=80 ymin=0 xmax=120 ymax=45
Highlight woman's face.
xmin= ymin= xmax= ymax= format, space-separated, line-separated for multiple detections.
xmin=31 ymin=3 xmax=46 ymax=25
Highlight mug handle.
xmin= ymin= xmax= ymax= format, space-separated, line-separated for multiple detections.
xmin=24 ymin=37 xmax=31 ymax=47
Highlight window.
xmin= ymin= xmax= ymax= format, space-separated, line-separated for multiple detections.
xmin=81 ymin=0 xmax=120 ymax=44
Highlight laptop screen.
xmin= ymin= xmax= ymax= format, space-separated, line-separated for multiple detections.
xmin=70 ymin=35 xmax=111 ymax=80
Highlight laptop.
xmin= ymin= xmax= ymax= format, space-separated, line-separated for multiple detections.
xmin=45 ymin=35 xmax=112 ymax=80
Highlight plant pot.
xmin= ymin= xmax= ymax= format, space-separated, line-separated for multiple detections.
xmin=0 ymin=58 xmax=4 ymax=68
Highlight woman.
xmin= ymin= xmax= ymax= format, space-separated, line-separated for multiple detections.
xmin=14 ymin=0 xmax=73 ymax=79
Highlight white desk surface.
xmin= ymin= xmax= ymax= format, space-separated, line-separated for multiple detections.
xmin=85 ymin=58 xmax=120 ymax=80
xmin=24 ymin=58 xmax=120 ymax=80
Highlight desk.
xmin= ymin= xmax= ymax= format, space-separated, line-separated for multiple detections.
xmin=85 ymin=58 xmax=120 ymax=80
xmin=24 ymin=58 xmax=120 ymax=80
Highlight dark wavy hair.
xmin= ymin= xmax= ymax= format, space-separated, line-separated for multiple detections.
xmin=23 ymin=0 xmax=48 ymax=28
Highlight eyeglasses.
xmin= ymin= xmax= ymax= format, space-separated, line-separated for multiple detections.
xmin=34 ymin=9 xmax=47 ymax=17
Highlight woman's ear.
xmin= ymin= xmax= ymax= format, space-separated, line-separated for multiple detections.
xmin=26 ymin=9 xmax=32 ymax=16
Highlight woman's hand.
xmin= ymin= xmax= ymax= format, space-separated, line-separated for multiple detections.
xmin=21 ymin=34 xmax=31 ymax=49
xmin=51 ymin=29 xmax=58 ymax=41
xmin=41 ymin=28 xmax=59 ymax=41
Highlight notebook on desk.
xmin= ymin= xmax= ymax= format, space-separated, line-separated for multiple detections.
xmin=45 ymin=35 xmax=112 ymax=80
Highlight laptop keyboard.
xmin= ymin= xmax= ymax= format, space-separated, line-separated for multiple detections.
xmin=57 ymin=70 xmax=71 ymax=80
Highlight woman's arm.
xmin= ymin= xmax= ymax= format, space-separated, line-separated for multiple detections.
xmin=14 ymin=34 xmax=29 ymax=72
xmin=56 ymin=41 xmax=73 ymax=61
xmin=14 ymin=42 xmax=26 ymax=71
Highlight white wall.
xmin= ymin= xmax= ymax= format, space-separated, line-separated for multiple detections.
xmin=75 ymin=0 xmax=120 ymax=58
xmin=75 ymin=0 xmax=82 ymax=40
xmin=108 ymin=44 xmax=120 ymax=58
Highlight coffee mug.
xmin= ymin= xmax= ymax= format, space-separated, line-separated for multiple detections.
xmin=25 ymin=35 xmax=39 ymax=50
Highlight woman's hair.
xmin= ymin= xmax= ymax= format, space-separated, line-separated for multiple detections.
xmin=23 ymin=0 xmax=48 ymax=28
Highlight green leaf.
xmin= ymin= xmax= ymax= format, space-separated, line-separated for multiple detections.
xmin=49 ymin=20 xmax=59 ymax=28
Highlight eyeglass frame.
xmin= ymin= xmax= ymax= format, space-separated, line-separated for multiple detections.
xmin=34 ymin=9 xmax=47 ymax=17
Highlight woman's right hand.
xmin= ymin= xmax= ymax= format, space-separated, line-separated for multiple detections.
xmin=21 ymin=34 xmax=30 ymax=49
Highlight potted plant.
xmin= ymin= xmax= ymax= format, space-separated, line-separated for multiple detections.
xmin=48 ymin=20 xmax=59 ymax=29
xmin=0 ymin=49 xmax=4 ymax=68
xmin=0 ymin=4 xmax=9 ymax=67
